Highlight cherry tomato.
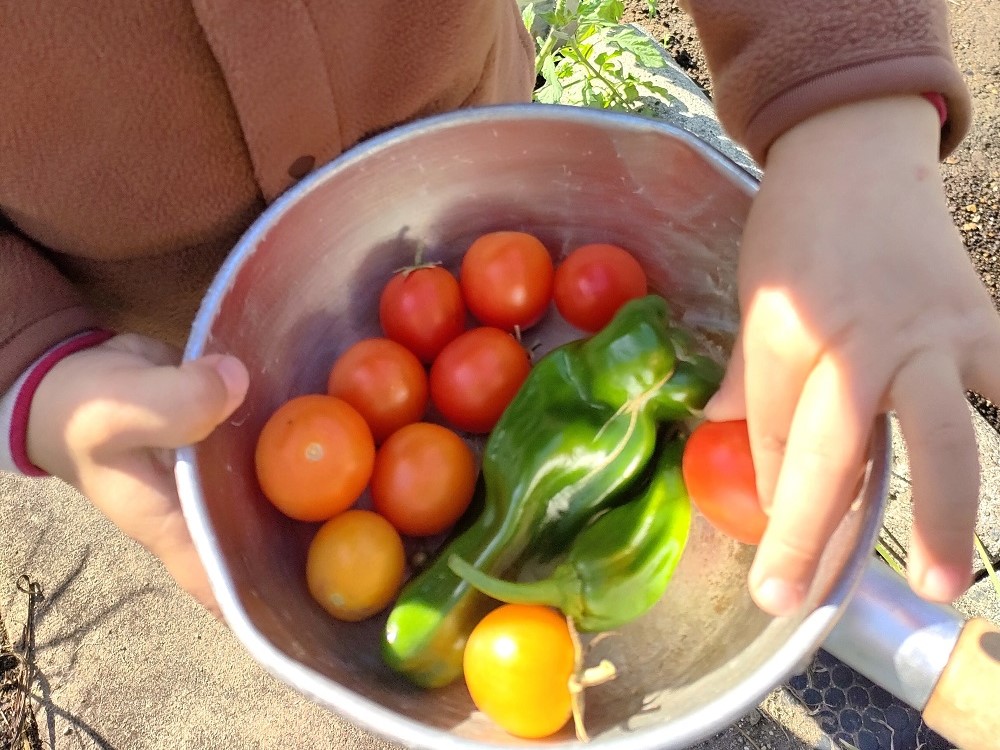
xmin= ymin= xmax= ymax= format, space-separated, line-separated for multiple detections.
xmin=379 ymin=264 xmax=466 ymax=363
xmin=429 ymin=327 xmax=531 ymax=434
xmin=254 ymin=395 xmax=375 ymax=522
xmin=463 ymin=604 xmax=575 ymax=739
xmin=682 ymin=419 xmax=768 ymax=545
xmin=371 ymin=422 xmax=478 ymax=537
xmin=327 ymin=337 xmax=428 ymax=443
xmin=553 ymin=243 xmax=648 ymax=332
xmin=460 ymin=231 xmax=554 ymax=331
xmin=306 ymin=509 xmax=406 ymax=621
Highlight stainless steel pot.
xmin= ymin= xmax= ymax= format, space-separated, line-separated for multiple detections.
xmin=175 ymin=105 xmax=999 ymax=750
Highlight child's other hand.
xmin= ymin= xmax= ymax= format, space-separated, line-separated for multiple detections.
xmin=705 ymin=96 xmax=1000 ymax=615
xmin=26 ymin=334 xmax=250 ymax=617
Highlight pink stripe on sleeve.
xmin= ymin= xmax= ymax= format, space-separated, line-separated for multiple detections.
xmin=922 ymin=91 xmax=948 ymax=127
xmin=5 ymin=329 xmax=114 ymax=476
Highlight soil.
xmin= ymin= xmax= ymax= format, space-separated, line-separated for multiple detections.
xmin=623 ymin=0 xmax=1000 ymax=433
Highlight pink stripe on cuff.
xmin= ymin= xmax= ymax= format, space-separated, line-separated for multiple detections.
xmin=8 ymin=329 xmax=115 ymax=476
xmin=922 ymin=92 xmax=948 ymax=127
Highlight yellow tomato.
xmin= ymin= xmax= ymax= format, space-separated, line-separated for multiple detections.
xmin=463 ymin=604 xmax=576 ymax=739
xmin=306 ymin=510 xmax=406 ymax=622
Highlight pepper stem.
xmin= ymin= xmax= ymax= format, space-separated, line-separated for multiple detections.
xmin=447 ymin=555 xmax=578 ymax=613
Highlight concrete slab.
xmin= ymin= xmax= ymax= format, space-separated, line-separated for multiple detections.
xmin=955 ymin=575 xmax=1000 ymax=624
xmin=0 ymin=473 xmax=401 ymax=750
xmin=882 ymin=410 xmax=1000 ymax=575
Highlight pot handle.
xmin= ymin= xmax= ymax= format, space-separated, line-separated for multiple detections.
xmin=825 ymin=559 xmax=1000 ymax=750
xmin=922 ymin=616 xmax=1000 ymax=750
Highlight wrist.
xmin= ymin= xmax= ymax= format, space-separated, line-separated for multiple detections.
xmin=2 ymin=329 xmax=115 ymax=476
xmin=768 ymin=95 xmax=942 ymax=173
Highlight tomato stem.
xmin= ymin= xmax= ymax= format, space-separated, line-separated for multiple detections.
xmin=580 ymin=659 xmax=617 ymax=687
xmin=567 ymin=616 xmax=619 ymax=742
xmin=393 ymin=243 xmax=442 ymax=277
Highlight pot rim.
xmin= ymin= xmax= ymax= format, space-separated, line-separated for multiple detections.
xmin=175 ymin=103 xmax=888 ymax=749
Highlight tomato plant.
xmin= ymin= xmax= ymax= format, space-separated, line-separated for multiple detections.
xmin=460 ymin=231 xmax=554 ymax=331
xmin=327 ymin=337 xmax=428 ymax=443
xmin=379 ymin=264 xmax=466 ymax=363
xmin=371 ymin=422 xmax=478 ymax=536
xmin=254 ymin=394 xmax=375 ymax=522
xmin=463 ymin=604 xmax=575 ymax=739
xmin=306 ymin=509 xmax=406 ymax=621
xmin=429 ymin=327 xmax=531 ymax=433
xmin=682 ymin=419 xmax=768 ymax=545
xmin=553 ymin=243 xmax=648 ymax=332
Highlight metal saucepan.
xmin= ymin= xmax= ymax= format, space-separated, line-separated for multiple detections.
xmin=175 ymin=105 xmax=1000 ymax=750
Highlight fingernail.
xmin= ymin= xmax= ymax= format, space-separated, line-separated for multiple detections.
xmin=752 ymin=577 xmax=806 ymax=616
xmin=917 ymin=566 xmax=969 ymax=603
xmin=213 ymin=355 xmax=248 ymax=394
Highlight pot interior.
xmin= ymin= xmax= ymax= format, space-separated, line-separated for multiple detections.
xmin=177 ymin=105 xmax=885 ymax=750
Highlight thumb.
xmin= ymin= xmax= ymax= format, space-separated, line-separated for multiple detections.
xmin=112 ymin=354 xmax=250 ymax=450
xmin=703 ymin=332 xmax=747 ymax=421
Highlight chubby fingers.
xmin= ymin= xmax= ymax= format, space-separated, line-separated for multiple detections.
xmin=894 ymin=353 xmax=977 ymax=602
xmin=748 ymin=351 xmax=880 ymax=615
xmin=96 ymin=354 xmax=249 ymax=451
xmin=741 ymin=290 xmax=822 ymax=509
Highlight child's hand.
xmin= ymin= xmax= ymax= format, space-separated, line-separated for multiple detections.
xmin=25 ymin=333 xmax=250 ymax=617
xmin=705 ymin=96 xmax=1000 ymax=615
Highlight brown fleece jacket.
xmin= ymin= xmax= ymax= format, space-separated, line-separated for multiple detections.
xmin=679 ymin=0 xmax=970 ymax=161
xmin=0 ymin=0 xmax=970 ymax=395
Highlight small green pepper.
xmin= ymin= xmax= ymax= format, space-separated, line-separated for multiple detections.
xmin=448 ymin=439 xmax=691 ymax=632
xmin=381 ymin=295 xmax=721 ymax=688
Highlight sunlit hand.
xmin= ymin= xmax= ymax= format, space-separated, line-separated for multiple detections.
xmin=705 ymin=96 xmax=1000 ymax=615
xmin=25 ymin=333 xmax=249 ymax=617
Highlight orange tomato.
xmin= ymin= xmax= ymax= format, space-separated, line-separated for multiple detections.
xmin=463 ymin=604 xmax=576 ymax=739
xmin=306 ymin=509 xmax=406 ymax=621
xmin=370 ymin=422 xmax=478 ymax=536
xmin=327 ymin=337 xmax=429 ymax=443
xmin=254 ymin=394 xmax=375 ymax=522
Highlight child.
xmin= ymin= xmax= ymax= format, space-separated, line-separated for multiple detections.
xmin=2 ymin=0 xmax=996 ymax=619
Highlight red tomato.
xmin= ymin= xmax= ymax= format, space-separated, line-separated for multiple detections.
xmin=254 ymin=395 xmax=375 ymax=522
xmin=681 ymin=419 xmax=768 ymax=545
xmin=327 ymin=338 xmax=428 ymax=443
xmin=460 ymin=231 xmax=554 ymax=331
xmin=553 ymin=243 xmax=648 ymax=332
xmin=379 ymin=264 xmax=466 ymax=363
xmin=370 ymin=422 xmax=479 ymax=537
xmin=429 ymin=327 xmax=531 ymax=434
xmin=463 ymin=604 xmax=575 ymax=739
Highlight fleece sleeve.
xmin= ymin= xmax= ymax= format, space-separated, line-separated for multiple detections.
xmin=678 ymin=0 xmax=972 ymax=164
xmin=0 ymin=229 xmax=103 ymax=395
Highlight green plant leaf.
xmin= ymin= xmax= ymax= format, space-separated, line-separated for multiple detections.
xmin=974 ymin=533 xmax=1000 ymax=598
xmin=639 ymin=81 xmax=671 ymax=99
xmin=522 ymin=2 xmax=536 ymax=31
xmin=607 ymin=27 xmax=665 ymax=68
xmin=594 ymin=0 xmax=624 ymax=23
xmin=535 ymin=54 xmax=564 ymax=102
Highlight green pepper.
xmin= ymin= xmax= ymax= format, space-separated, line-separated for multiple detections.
xmin=447 ymin=439 xmax=691 ymax=632
xmin=381 ymin=295 xmax=721 ymax=688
